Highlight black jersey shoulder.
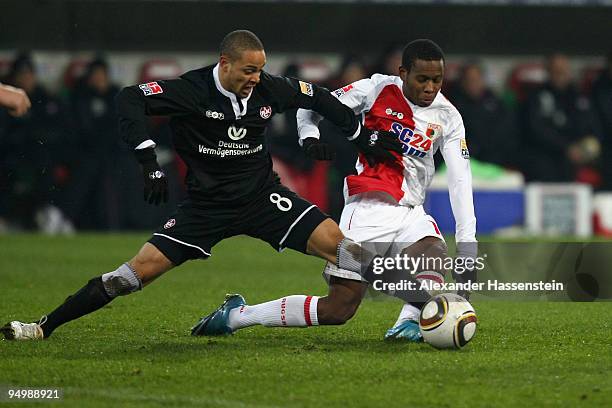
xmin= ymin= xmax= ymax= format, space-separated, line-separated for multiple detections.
xmin=179 ymin=65 xmax=216 ymax=100
xmin=256 ymin=71 xmax=305 ymax=114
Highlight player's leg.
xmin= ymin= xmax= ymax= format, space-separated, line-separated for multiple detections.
xmin=191 ymin=187 xmax=425 ymax=336
xmin=192 ymin=275 xmax=367 ymax=335
xmin=259 ymin=186 xmax=425 ymax=298
xmin=385 ymin=236 xmax=448 ymax=340
xmin=1 ymin=243 xmax=174 ymax=340
xmin=2 ymin=198 xmax=223 ymax=341
xmin=316 ymin=276 xmax=367 ymax=325
xmin=191 ymin=186 xmax=366 ymax=335
xmin=222 ymin=276 xmax=367 ymax=331
xmin=381 ymin=205 xmax=448 ymax=340
xmin=305 ymin=217 xmax=345 ymax=264
xmin=306 ymin=202 xmax=432 ymax=306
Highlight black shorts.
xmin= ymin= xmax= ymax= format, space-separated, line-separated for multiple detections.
xmin=148 ymin=182 xmax=329 ymax=265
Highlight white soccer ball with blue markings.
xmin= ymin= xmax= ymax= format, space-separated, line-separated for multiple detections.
xmin=419 ymin=293 xmax=477 ymax=349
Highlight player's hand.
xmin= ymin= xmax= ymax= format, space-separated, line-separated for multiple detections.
xmin=352 ymin=127 xmax=403 ymax=167
xmin=0 ymin=85 xmax=31 ymax=117
xmin=135 ymin=148 xmax=168 ymax=205
xmin=302 ymin=137 xmax=336 ymax=160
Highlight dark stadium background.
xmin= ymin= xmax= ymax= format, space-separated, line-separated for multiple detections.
xmin=2 ymin=1 xmax=611 ymax=54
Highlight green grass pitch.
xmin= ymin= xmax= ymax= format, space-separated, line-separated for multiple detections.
xmin=1 ymin=234 xmax=610 ymax=407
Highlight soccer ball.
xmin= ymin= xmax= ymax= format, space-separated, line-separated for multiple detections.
xmin=419 ymin=293 xmax=477 ymax=349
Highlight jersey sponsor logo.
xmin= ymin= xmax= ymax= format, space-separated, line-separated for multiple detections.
xmin=390 ymin=122 xmax=432 ymax=158
xmin=138 ymin=81 xmax=163 ymax=96
xmin=333 ymin=84 xmax=354 ymax=98
xmin=385 ymin=107 xmax=404 ymax=120
xmin=460 ymin=138 xmax=470 ymax=159
xmin=164 ymin=218 xmax=176 ymax=229
xmin=260 ymin=106 xmax=272 ymax=119
xmin=205 ymin=110 xmax=224 ymax=120
xmin=299 ymin=81 xmax=314 ymax=97
xmin=227 ymin=124 xmax=247 ymax=141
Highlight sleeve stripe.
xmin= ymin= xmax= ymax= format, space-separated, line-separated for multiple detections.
xmin=347 ymin=122 xmax=361 ymax=141
xmin=135 ymin=140 xmax=156 ymax=150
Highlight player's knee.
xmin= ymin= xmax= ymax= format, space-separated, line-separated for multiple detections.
xmin=402 ymin=237 xmax=448 ymax=259
xmin=128 ymin=243 xmax=174 ymax=285
xmin=336 ymin=238 xmax=366 ymax=274
xmin=307 ymin=219 xmax=345 ymax=263
xmin=101 ymin=263 xmax=142 ymax=298
xmin=429 ymin=239 xmax=448 ymax=258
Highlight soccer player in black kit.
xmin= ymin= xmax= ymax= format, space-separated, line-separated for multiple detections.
xmin=2 ymin=30 xmax=406 ymax=340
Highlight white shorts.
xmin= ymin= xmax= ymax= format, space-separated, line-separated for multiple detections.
xmin=325 ymin=191 xmax=444 ymax=282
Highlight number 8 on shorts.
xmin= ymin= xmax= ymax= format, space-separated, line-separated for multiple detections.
xmin=270 ymin=193 xmax=292 ymax=212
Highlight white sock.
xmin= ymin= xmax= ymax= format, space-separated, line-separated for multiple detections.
xmin=227 ymin=295 xmax=319 ymax=330
xmin=393 ymin=303 xmax=420 ymax=328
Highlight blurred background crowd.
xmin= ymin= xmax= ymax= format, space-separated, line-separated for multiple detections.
xmin=1 ymin=48 xmax=610 ymax=234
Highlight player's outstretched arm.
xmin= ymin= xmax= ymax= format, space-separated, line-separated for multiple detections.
xmin=439 ymin=118 xmax=478 ymax=298
xmin=306 ymin=89 xmax=403 ymax=166
xmin=267 ymin=74 xmax=403 ymax=165
xmin=294 ymin=78 xmax=403 ymax=166
xmin=0 ymin=83 xmax=31 ymax=117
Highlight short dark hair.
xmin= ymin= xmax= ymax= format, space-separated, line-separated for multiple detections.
xmin=220 ymin=30 xmax=264 ymax=61
xmin=401 ymin=39 xmax=445 ymax=71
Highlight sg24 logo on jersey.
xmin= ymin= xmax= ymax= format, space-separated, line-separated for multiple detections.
xmin=390 ymin=122 xmax=432 ymax=158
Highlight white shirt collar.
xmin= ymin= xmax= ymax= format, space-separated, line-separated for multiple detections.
xmin=212 ymin=63 xmax=252 ymax=120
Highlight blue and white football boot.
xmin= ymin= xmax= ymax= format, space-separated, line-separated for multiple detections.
xmin=191 ymin=294 xmax=246 ymax=336
xmin=384 ymin=319 xmax=423 ymax=342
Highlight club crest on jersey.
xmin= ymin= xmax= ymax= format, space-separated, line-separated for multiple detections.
xmin=260 ymin=106 xmax=272 ymax=119
xmin=333 ymin=84 xmax=354 ymax=98
xmin=164 ymin=218 xmax=176 ymax=229
xmin=228 ymin=124 xmax=247 ymax=141
xmin=385 ymin=108 xmax=404 ymax=120
xmin=139 ymin=81 xmax=163 ymax=96
xmin=299 ymin=81 xmax=314 ymax=97
xmin=461 ymin=138 xmax=470 ymax=159
xmin=426 ymin=123 xmax=442 ymax=139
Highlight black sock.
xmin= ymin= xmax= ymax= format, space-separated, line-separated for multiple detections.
xmin=41 ymin=277 xmax=112 ymax=338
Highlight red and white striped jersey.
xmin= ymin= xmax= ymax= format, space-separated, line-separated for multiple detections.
xmin=297 ymin=73 xmax=476 ymax=242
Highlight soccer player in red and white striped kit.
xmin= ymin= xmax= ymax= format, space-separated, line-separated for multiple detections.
xmin=193 ymin=39 xmax=477 ymax=341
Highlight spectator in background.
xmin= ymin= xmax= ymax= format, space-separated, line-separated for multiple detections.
xmin=449 ymin=62 xmax=518 ymax=167
xmin=592 ymin=53 xmax=612 ymax=189
xmin=0 ymin=53 xmax=72 ymax=232
xmin=328 ymin=55 xmax=369 ymax=89
xmin=372 ymin=44 xmax=403 ymax=76
xmin=523 ymin=54 xmax=601 ymax=183
xmin=63 ymin=57 xmax=122 ymax=229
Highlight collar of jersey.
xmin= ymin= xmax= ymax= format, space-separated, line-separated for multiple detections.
xmin=213 ymin=63 xmax=253 ymax=120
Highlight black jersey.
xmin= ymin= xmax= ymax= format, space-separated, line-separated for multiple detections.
xmin=117 ymin=64 xmax=359 ymax=204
